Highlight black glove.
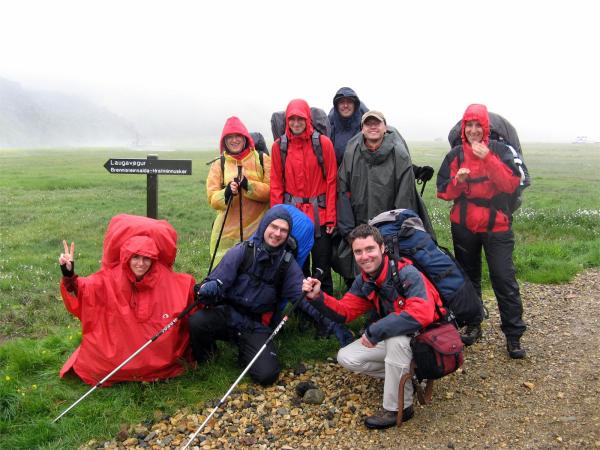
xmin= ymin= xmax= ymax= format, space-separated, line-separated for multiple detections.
xmin=224 ymin=183 xmax=234 ymax=203
xmin=413 ymin=165 xmax=435 ymax=182
xmin=60 ymin=261 xmax=75 ymax=277
xmin=238 ymin=177 xmax=248 ymax=191
xmin=194 ymin=280 xmax=221 ymax=305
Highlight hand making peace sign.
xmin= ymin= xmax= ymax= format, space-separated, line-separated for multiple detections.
xmin=59 ymin=240 xmax=75 ymax=271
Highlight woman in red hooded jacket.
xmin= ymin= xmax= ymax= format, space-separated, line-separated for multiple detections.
xmin=270 ymin=99 xmax=337 ymax=294
xmin=58 ymin=214 xmax=195 ymax=385
xmin=436 ymin=104 xmax=526 ymax=359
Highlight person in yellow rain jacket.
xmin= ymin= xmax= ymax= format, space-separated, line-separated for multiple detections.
xmin=206 ymin=117 xmax=271 ymax=266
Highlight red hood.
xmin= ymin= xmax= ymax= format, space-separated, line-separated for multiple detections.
xmin=119 ymin=235 xmax=159 ymax=282
xmin=461 ymin=104 xmax=490 ymax=146
xmin=219 ymin=116 xmax=254 ymax=155
xmin=285 ymin=99 xmax=314 ymax=140
xmin=101 ymin=214 xmax=178 ymax=269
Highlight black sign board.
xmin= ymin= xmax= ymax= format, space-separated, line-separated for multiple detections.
xmin=103 ymin=155 xmax=192 ymax=218
xmin=104 ymin=158 xmax=192 ymax=175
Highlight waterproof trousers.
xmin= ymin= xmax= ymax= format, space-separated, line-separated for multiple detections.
xmin=303 ymin=226 xmax=333 ymax=295
xmin=188 ymin=306 xmax=280 ymax=386
xmin=337 ymin=336 xmax=413 ymax=411
xmin=451 ymin=223 xmax=526 ymax=338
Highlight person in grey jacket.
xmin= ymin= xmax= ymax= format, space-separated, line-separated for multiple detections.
xmin=333 ymin=111 xmax=434 ymax=282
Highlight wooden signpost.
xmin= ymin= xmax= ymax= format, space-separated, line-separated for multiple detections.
xmin=103 ymin=155 xmax=192 ymax=218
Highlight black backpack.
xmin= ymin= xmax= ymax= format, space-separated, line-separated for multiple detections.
xmin=270 ymin=107 xmax=331 ymax=182
xmin=250 ymin=131 xmax=269 ymax=156
xmin=448 ymin=112 xmax=531 ymax=213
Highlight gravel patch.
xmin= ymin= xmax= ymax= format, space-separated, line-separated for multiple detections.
xmin=84 ymin=269 xmax=600 ymax=449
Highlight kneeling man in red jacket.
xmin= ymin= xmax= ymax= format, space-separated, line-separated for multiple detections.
xmin=302 ymin=224 xmax=444 ymax=429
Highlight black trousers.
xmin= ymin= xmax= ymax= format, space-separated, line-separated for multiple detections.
xmin=188 ymin=306 xmax=280 ymax=386
xmin=303 ymin=226 xmax=333 ymax=295
xmin=451 ymin=223 xmax=526 ymax=338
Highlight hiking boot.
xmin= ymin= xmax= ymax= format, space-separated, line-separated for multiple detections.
xmin=460 ymin=324 xmax=482 ymax=346
xmin=507 ymin=337 xmax=526 ymax=359
xmin=364 ymin=406 xmax=414 ymax=429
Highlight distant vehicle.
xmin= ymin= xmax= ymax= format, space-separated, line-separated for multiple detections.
xmin=573 ymin=136 xmax=590 ymax=144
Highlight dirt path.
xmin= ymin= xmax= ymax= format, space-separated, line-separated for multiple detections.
xmin=90 ymin=269 xmax=600 ymax=450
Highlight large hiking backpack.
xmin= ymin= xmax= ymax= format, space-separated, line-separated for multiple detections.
xmin=369 ymin=209 xmax=484 ymax=327
xmin=270 ymin=107 xmax=331 ymax=181
xmin=250 ymin=131 xmax=269 ymax=156
xmin=448 ymin=112 xmax=531 ymax=213
xmin=270 ymin=107 xmax=331 ymax=140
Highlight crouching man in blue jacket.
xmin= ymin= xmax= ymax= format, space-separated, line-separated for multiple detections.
xmin=189 ymin=206 xmax=304 ymax=385
xmin=302 ymin=224 xmax=445 ymax=428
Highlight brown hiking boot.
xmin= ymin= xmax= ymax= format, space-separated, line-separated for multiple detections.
xmin=460 ymin=323 xmax=482 ymax=346
xmin=364 ymin=406 xmax=414 ymax=429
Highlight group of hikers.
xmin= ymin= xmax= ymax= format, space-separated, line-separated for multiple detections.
xmin=57 ymin=87 xmax=528 ymax=429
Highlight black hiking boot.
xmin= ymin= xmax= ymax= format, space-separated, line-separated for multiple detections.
xmin=507 ymin=337 xmax=526 ymax=359
xmin=460 ymin=324 xmax=482 ymax=346
xmin=364 ymin=406 xmax=414 ymax=429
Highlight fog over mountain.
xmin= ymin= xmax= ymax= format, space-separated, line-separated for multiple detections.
xmin=0 ymin=77 xmax=137 ymax=148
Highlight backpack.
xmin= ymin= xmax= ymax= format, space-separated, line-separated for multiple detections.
xmin=448 ymin=112 xmax=531 ymax=213
xmin=250 ymin=131 xmax=269 ymax=156
xmin=270 ymin=107 xmax=331 ymax=182
xmin=238 ymin=240 xmax=294 ymax=289
xmin=369 ymin=209 xmax=484 ymax=327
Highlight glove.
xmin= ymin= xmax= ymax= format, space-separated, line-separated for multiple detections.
xmin=238 ymin=177 xmax=248 ymax=191
xmin=419 ymin=166 xmax=435 ymax=182
xmin=194 ymin=280 xmax=221 ymax=305
xmin=413 ymin=165 xmax=435 ymax=182
xmin=60 ymin=261 xmax=75 ymax=277
xmin=224 ymin=183 xmax=234 ymax=203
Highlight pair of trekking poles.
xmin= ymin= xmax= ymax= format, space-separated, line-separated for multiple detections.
xmin=53 ymin=264 xmax=321 ymax=447
xmin=53 ymin=166 xmax=242 ymax=424
xmin=53 ymin=166 xmax=319 ymax=449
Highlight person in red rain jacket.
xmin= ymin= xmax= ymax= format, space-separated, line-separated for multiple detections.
xmin=270 ymin=98 xmax=337 ymax=295
xmin=436 ymin=104 xmax=527 ymax=358
xmin=58 ymin=214 xmax=195 ymax=386
xmin=302 ymin=224 xmax=444 ymax=429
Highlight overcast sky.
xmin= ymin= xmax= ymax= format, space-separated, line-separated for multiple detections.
xmin=2 ymin=0 xmax=598 ymax=144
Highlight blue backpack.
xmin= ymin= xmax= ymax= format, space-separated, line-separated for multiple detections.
xmin=369 ymin=209 xmax=484 ymax=327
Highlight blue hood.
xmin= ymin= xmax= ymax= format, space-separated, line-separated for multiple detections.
xmin=250 ymin=205 xmax=293 ymax=248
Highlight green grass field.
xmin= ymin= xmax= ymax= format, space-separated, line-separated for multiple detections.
xmin=1 ymin=143 xmax=599 ymax=448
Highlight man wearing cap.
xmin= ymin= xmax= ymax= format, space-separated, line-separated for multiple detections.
xmin=328 ymin=87 xmax=369 ymax=166
xmin=334 ymin=110 xmax=434 ymax=281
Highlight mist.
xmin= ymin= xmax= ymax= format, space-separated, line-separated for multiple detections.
xmin=2 ymin=0 xmax=599 ymax=147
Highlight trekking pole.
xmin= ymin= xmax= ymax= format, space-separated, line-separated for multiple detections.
xmin=237 ymin=164 xmax=243 ymax=243
xmin=207 ymin=195 xmax=234 ymax=275
xmin=181 ymin=268 xmax=324 ymax=450
xmin=205 ymin=156 xmax=221 ymax=166
xmin=52 ymin=298 xmax=202 ymax=423
xmin=419 ymin=180 xmax=427 ymax=197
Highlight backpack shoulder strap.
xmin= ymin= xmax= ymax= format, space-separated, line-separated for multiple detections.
xmin=279 ymin=135 xmax=288 ymax=184
xmin=275 ymin=250 xmax=293 ymax=294
xmin=220 ymin=155 xmax=226 ymax=188
xmin=238 ymin=241 xmax=255 ymax=275
xmin=312 ymin=130 xmax=326 ymax=180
